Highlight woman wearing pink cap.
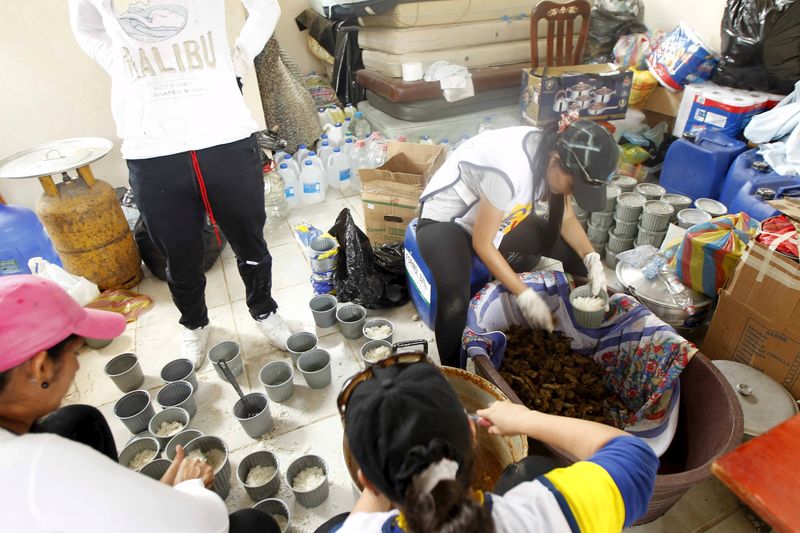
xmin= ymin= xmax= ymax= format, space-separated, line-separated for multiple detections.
xmin=0 ymin=275 xmax=279 ymax=532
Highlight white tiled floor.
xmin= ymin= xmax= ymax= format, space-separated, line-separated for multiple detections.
xmin=66 ymin=192 xmax=755 ymax=532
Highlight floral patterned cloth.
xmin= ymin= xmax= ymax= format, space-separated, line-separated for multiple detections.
xmin=462 ymin=271 xmax=697 ymax=427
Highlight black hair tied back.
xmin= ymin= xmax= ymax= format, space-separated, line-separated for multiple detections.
xmin=397 ymin=439 xmax=495 ymax=533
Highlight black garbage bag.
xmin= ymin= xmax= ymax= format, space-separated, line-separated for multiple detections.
xmin=583 ymin=0 xmax=647 ymax=64
xmin=328 ymin=208 xmax=408 ymax=309
xmin=713 ymin=0 xmax=800 ymax=94
xmin=134 ymin=217 xmax=227 ymax=282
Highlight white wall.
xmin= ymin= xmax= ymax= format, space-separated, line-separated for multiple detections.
xmin=643 ymin=0 xmax=727 ymax=51
xmin=0 ymin=0 xmax=268 ymax=209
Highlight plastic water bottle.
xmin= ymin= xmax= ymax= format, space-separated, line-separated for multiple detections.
xmin=367 ymin=137 xmax=388 ymax=168
xmin=281 ymin=153 xmax=300 ymax=176
xmin=327 ymin=147 xmax=352 ymax=191
xmin=439 ymin=138 xmax=451 ymax=154
xmin=317 ymin=108 xmax=333 ymax=130
xmin=317 ymin=141 xmax=335 ymax=164
xmin=343 ymin=137 xmax=355 ymax=159
xmin=478 ymin=117 xmax=495 ymax=133
xmin=344 ymin=103 xmax=356 ymax=121
xmin=344 ymin=117 xmax=354 ymax=137
xmin=351 ymin=139 xmax=370 ymax=190
xmin=263 ymin=169 xmax=290 ymax=228
xmin=329 ymin=123 xmax=345 ymax=147
xmin=419 ymin=135 xmax=434 ymax=145
xmin=300 ymin=160 xmax=325 ymax=205
xmin=354 ymin=111 xmax=372 ymax=139
xmin=294 ymin=144 xmax=310 ymax=164
xmin=306 ymin=151 xmax=327 ymax=186
xmin=278 ymin=163 xmax=301 ymax=208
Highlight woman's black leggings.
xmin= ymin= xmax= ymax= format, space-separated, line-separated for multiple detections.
xmin=32 ymin=405 xmax=280 ymax=533
xmin=416 ymin=215 xmax=587 ymax=367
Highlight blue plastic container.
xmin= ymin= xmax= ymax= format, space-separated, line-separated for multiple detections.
xmin=660 ymin=131 xmax=748 ymax=201
xmin=404 ymin=219 xmax=491 ymax=330
xmin=0 ymin=204 xmax=61 ymax=275
xmin=719 ymin=149 xmax=800 ymax=221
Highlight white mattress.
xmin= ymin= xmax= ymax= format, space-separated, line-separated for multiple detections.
xmin=361 ymin=39 xmax=562 ymax=78
xmin=358 ymin=17 xmax=531 ymax=55
xmin=359 ymin=0 xmax=538 ymax=28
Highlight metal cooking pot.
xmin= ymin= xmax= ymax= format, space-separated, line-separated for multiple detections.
xmin=552 ymin=90 xmax=569 ymax=112
xmin=568 ymin=82 xmax=594 ymax=100
xmin=587 ymin=102 xmax=608 ymax=116
xmin=342 ymin=344 xmax=528 ymax=495
xmin=616 ymin=261 xmax=712 ymax=331
xmin=574 ymin=95 xmax=593 ymax=110
xmin=592 ymin=87 xmax=616 ymax=104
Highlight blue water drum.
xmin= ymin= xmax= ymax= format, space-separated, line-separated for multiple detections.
xmin=660 ymin=131 xmax=747 ymax=201
xmin=0 ymin=204 xmax=62 ymax=275
xmin=404 ymin=218 xmax=491 ymax=330
xmin=719 ymin=149 xmax=800 ymax=221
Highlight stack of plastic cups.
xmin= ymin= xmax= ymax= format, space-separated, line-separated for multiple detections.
xmin=572 ymin=198 xmax=589 ymax=230
xmin=636 ymin=200 xmax=674 ymax=248
xmin=609 ymin=192 xmax=648 ymax=266
xmin=586 ymin=185 xmax=621 ymax=259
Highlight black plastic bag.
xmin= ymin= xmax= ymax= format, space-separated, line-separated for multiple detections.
xmin=583 ymin=0 xmax=647 ymax=64
xmin=713 ymin=0 xmax=799 ymax=94
xmin=134 ymin=217 xmax=227 ymax=282
xmin=328 ymin=208 xmax=408 ymax=309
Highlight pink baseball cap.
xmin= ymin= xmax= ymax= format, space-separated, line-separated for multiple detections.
xmin=0 ymin=275 xmax=126 ymax=372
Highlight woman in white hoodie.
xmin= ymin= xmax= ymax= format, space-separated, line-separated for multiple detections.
xmin=68 ymin=0 xmax=292 ymax=368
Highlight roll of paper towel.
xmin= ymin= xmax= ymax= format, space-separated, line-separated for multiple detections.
xmin=673 ymin=82 xmax=769 ymax=138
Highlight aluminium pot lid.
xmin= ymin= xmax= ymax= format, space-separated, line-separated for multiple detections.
xmin=0 ymin=137 xmax=113 ymax=179
xmin=712 ymin=361 xmax=798 ymax=437
xmin=615 ymin=260 xmax=711 ymax=310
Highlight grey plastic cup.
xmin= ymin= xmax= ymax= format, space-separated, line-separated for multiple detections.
xmin=587 ymin=221 xmax=609 ymax=244
xmin=183 ymin=436 xmax=231 ymax=499
xmin=286 ymin=455 xmax=330 ymax=508
xmin=607 ymin=228 xmax=636 ymax=254
xmin=286 ymin=332 xmax=318 ymax=367
xmin=139 ymin=458 xmax=172 ymax=480
xmin=156 ymin=380 xmax=197 ymax=418
xmin=237 ymin=450 xmax=281 ymax=501
xmin=208 ymin=341 xmax=243 ymax=382
xmin=662 ymin=194 xmax=692 ymax=222
xmin=119 ymin=436 xmax=160 ymax=471
xmin=165 ymin=429 xmax=204 ymax=461
xmin=86 ymin=338 xmax=113 ymax=350
xmin=160 ymin=358 xmax=198 ymax=390
xmin=570 ymin=284 xmax=609 ymax=329
xmin=613 ymin=216 xmax=639 ymax=238
xmin=591 ymin=242 xmax=606 ymax=257
xmin=602 ymin=184 xmax=622 ymax=212
xmin=570 ymin=197 xmax=587 ymax=218
xmin=605 ymin=248 xmax=620 ymax=269
xmin=612 ymin=175 xmax=638 ymax=193
xmin=361 ymin=340 xmax=393 ymax=367
xmin=615 ymin=192 xmax=647 ymax=222
xmin=309 ymin=237 xmax=338 ymax=273
xmin=641 ymin=201 xmax=675 ymax=232
xmin=677 ymin=208 xmax=713 ymax=229
xmin=362 ymin=319 xmax=394 ymax=343
xmin=260 ymin=361 xmax=295 ymax=403
xmin=253 ymin=499 xmax=291 ymax=533
xmin=310 ymin=294 xmax=338 ymax=328
xmin=590 ymin=211 xmax=615 ymax=230
xmin=634 ymin=182 xmax=666 ymax=201
xmin=297 ymin=349 xmax=332 ymax=389
xmin=114 ymin=390 xmax=155 ymax=434
xmin=636 ymin=225 xmax=668 ymax=247
xmin=233 ymin=393 xmax=274 ymax=438
xmin=336 ymin=304 xmax=366 ymax=339
xmin=104 ymin=353 xmax=144 ymax=393
xmin=148 ymin=407 xmax=190 ymax=448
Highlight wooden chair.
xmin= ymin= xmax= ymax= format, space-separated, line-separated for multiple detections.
xmin=530 ymin=0 xmax=592 ymax=68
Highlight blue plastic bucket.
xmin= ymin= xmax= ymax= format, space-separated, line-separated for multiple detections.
xmin=646 ymin=23 xmax=718 ymax=92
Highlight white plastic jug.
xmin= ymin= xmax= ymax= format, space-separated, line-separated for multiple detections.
xmin=329 ymin=123 xmax=346 ymax=147
xmin=300 ymin=160 xmax=325 ymax=205
xmin=281 ymin=153 xmax=301 ymax=176
xmin=327 ymin=147 xmax=352 ymax=191
xmin=294 ymin=144 xmax=310 ymax=165
xmin=278 ymin=163 xmax=301 ymax=208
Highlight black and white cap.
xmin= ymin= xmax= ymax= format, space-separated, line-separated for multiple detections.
xmin=557 ymin=120 xmax=619 ymax=213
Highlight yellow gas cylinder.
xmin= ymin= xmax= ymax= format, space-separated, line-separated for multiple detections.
xmin=35 ymin=165 xmax=142 ymax=290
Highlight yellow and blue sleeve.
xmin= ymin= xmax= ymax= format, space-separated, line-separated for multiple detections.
xmin=539 ymin=436 xmax=659 ymax=532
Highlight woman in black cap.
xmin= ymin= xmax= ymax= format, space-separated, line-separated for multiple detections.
xmin=417 ymin=120 xmax=617 ymax=367
xmin=329 ymin=355 xmax=658 ymax=533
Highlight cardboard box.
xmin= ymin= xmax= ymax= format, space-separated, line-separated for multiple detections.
xmin=639 ymin=87 xmax=682 ymax=131
xmin=703 ymin=240 xmax=800 ymax=399
xmin=358 ymin=142 xmax=446 ymax=246
xmin=520 ymin=64 xmax=633 ymax=125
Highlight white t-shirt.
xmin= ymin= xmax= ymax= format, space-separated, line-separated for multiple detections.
xmin=68 ymin=0 xmax=280 ymax=159
xmin=0 ymin=429 xmax=229 ymax=533
xmin=420 ymin=127 xmax=546 ymax=246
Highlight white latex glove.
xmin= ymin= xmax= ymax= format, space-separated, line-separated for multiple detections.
xmin=515 ymin=288 xmax=554 ymax=332
xmin=583 ymin=252 xmax=607 ymax=297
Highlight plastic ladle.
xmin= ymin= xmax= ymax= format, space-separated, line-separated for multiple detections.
xmin=217 ymin=360 xmax=260 ymax=418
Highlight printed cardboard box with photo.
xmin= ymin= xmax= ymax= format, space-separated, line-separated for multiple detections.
xmin=521 ymin=64 xmax=633 ymax=125
xmin=358 ymin=143 xmax=446 ymax=246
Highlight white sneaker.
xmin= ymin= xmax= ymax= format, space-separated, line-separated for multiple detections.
xmin=256 ymin=313 xmax=292 ymax=351
xmin=182 ymin=325 xmax=210 ymax=369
